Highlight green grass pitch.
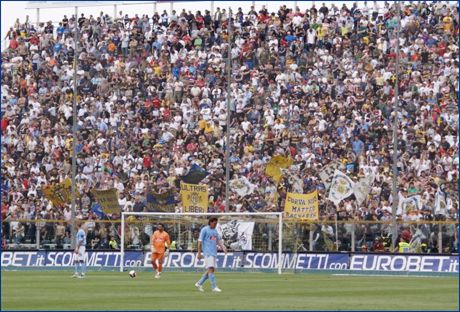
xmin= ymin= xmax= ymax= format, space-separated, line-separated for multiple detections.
xmin=2 ymin=271 xmax=458 ymax=310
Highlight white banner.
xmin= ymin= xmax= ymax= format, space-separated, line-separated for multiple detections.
xmin=352 ymin=173 xmax=375 ymax=205
xmin=319 ymin=161 xmax=345 ymax=190
xmin=217 ymin=220 xmax=255 ymax=251
xmin=286 ymin=171 xmax=304 ymax=193
xmin=230 ymin=176 xmax=256 ymax=197
xmin=360 ymin=166 xmax=378 ymax=183
xmin=398 ymin=194 xmax=422 ymax=215
xmin=434 ymin=187 xmax=448 ymax=215
xmin=328 ymin=170 xmax=355 ymax=206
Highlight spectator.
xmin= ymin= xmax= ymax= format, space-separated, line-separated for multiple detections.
xmin=109 ymin=236 xmax=118 ymax=249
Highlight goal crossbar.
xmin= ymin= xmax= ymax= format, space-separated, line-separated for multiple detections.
xmin=120 ymin=212 xmax=283 ymax=274
xmin=122 ymin=212 xmax=283 ymax=216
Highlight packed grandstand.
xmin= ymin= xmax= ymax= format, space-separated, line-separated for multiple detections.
xmin=1 ymin=1 xmax=458 ymax=253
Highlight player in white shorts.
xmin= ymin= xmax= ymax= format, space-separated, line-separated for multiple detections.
xmin=72 ymin=222 xmax=87 ymax=278
xmin=195 ymin=217 xmax=227 ymax=292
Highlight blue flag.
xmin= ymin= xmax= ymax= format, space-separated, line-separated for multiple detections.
xmin=91 ymin=203 xmax=105 ymax=219
xmin=146 ymin=189 xmax=178 ymax=212
xmin=181 ymin=163 xmax=209 ymax=184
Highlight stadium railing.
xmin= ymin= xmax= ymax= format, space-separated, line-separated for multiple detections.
xmin=2 ymin=219 xmax=458 ymax=254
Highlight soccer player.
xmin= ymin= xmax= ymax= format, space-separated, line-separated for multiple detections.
xmin=72 ymin=222 xmax=87 ymax=278
xmin=195 ymin=217 xmax=227 ymax=292
xmin=151 ymin=223 xmax=171 ymax=279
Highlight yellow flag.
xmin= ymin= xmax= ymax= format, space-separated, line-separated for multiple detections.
xmin=284 ymin=191 xmax=319 ymax=221
xmin=265 ymin=163 xmax=283 ymax=183
xmin=180 ymin=182 xmax=208 ymax=213
xmin=42 ymin=178 xmax=76 ymax=207
xmin=265 ymin=156 xmax=293 ymax=184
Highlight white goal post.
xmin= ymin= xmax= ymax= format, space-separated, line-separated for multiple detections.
xmin=120 ymin=212 xmax=283 ymax=274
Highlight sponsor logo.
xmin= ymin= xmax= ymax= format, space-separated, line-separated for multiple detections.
xmin=2 ymin=251 xmax=457 ymax=273
xmin=350 ymin=255 xmax=459 ymax=273
xmin=1 ymin=251 xmax=347 ymax=270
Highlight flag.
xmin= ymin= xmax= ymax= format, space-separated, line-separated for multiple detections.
xmin=353 ymin=173 xmax=375 ymax=205
xmin=42 ymin=178 xmax=78 ymax=207
xmin=286 ymin=171 xmax=304 ymax=193
xmin=328 ymin=170 xmax=354 ymax=206
xmin=360 ymin=166 xmax=378 ymax=181
xmin=230 ymin=176 xmax=256 ymax=197
xmin=146 ymin=189 xmax=178 ymax=212
xmin=284 ymin=191 xmax=319 ymax=220
xmin=216 ymin=220 xmax=255 ymax=250
xmin=434 ymin=187 xmax=447 ymax=215
xmin=91 ymin=203 xmax=105 ymax=219
xmin=319 ymin=161 xmax=346 ymax=190
xmin=91 ymin=188 xmax=121 ymax=214
xmin=181 ymin=163 xmax=209 ymax=184
xmin=265 ymin=155 xmax=293 ymax=184
xmin=398 ymin=194 xmax=422 ymax=215
xmin=180 ymin=182 xmax=208 ymax=213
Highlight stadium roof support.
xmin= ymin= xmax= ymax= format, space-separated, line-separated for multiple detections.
xmin=391 ymin=2 xmax=401 ymax=251
xmin=71 ymin=5 xmax=78 ymax=249
xmin=225 ymin=7 xmax=232 ymax=212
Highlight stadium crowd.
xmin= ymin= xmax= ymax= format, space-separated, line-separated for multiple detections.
xmin=1 ymin=1 xmax=458 ymax=252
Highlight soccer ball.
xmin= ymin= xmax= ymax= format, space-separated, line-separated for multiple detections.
xmin=129 ymin=270 xmax=136 ymax=278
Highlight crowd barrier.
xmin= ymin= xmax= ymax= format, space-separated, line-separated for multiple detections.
xmin=3 ymin=219 xmax=458 ymax=253
xmin=2 ymin=250 xmax=458 ymax=273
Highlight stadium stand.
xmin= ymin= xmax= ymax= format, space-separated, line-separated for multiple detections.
xmin=1 ymin=1 xmax=458 ymax=253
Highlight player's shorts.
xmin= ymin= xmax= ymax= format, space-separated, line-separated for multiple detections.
xmin=204 ymin=256 xmax=217 ymax=269
xmin=77 ymin=246 xmax=86 ymax=261
xmin=151 ymin=252 xmax=165 ymax=266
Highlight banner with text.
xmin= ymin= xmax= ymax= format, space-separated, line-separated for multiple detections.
xmin=1 ymin=251 xmax=347 ymax=271
xmin=180 ymin=182 xmax=208 ymax=213
xmin=284 ymin=191 xmax=319 ymax=221
xmin=2 ymin=252 xmax=457 ymax=273
xmin=91 ymin=188 xmax=121 ymax=214
xmin=349 ymin=254 xmax=458 ymax=273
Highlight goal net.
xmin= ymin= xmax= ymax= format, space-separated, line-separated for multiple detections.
xmin=120 ymin=212 xmax=283 ymax=274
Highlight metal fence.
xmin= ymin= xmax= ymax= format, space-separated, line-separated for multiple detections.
xmin=3 ymin=219 xmax=457 ymax=254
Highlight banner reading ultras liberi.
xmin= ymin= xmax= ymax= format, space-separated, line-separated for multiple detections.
xmin=284 ymin=191 xmax=319 ymax=220
xmin=180 ymin=182 xmax=208 ymax=213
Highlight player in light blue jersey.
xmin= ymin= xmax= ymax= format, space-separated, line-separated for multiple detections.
xmin=72 ymin=222 xmax=87 ymax=278
xmin=195 ymin=217 xmax=227 ymax=292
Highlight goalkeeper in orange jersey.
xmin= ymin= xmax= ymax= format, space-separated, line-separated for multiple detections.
xmin=151 ymin=223 xmax=171 ymax=279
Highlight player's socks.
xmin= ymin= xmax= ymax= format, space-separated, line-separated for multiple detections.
xmin=209 ymin=273 xmax=217 ymax=289
xmin=81 ymin=261 xmax=86 ymax=275
xmin=197 ymin=272 xmax=208 ymax=286
xmin=74 ymin=261 xmax=80 ymax=276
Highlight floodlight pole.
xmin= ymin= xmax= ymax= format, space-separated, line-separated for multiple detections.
xmin=225 ymin=8 xmax=232 ymax=212
xmin=390 ymin=2 xmax=401 ymax=251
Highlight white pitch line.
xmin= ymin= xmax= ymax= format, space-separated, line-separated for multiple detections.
xmin=332 ymin=273 xmax=453 ymax=278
